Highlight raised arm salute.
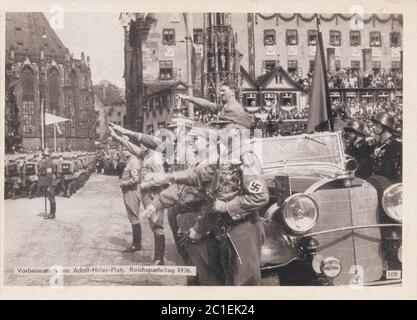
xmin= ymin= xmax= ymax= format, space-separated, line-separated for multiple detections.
xmin=179 ymin=82 xmax=253 ymax=129
xmin=177 ymin=94 xmax=219 ymax=113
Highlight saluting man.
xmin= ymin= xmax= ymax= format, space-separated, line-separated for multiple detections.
xmin=119 ymin=147 xmax=143 ymax=252
xmin=178 ymin=81 xmax=253 ymax=130
xmin=109 ymin=127 xmax=166 ymax=264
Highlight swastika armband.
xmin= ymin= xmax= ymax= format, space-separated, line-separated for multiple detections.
xmin=248 ymin=180 xmax=263 ymax=194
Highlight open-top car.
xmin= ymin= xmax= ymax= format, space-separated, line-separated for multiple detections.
xmin=247 ymin=132 xmax=402 ymax=286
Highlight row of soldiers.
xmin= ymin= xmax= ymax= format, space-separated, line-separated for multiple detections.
xmin=4 ymin=151 xmax=97 ymax=200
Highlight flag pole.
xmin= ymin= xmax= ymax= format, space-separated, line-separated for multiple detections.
xmin=317 ymin=14 xmax=334 ymax=132
xmin=54 ymin=123 xmax=57 ymax=152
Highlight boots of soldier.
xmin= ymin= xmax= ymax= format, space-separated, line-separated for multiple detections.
xmin=124 ymin=224 xmax=142 ymax=252
xmin=152 ymin=234 xmax=165 ymax=265
xmin=44 ymin=202 xmax=56 ymax=220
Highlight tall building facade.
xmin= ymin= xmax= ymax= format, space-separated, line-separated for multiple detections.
xmin=122 ymin=13 xmax=402 ymax=131
xmin=94 ymin=80 xmax=126 ymax=132
xmin=5 ymin=13 xmax=96 ymax=151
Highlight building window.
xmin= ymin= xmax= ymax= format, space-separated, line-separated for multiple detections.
xmin=308 ymin=30 xmax=318 ymax=46
xmin=391 ymin=61 xmax=401 ymax=73
xmin=48 ymin=68 xmax=60 ymax=114
xmin=117 ymin=112 xmax=121 ymax=117
xmin=163 ymin=29 xmax=175 ymax=45
xmin=286 ymin=30 xmax=298 ymax=45
xmin=21 ymin=67 xmax=35 ymax=135
xmin=351 ymin=60 xmax=361 ymax=71
xmin=158 ymin=122 xmax=166 ymax=129
xmin=335 ymin=60 xmax=341 ymax=71
xmin=350 ymin=31 xmax=361 ymax=46
xmin=22 ymin=101 xmax=35 ymax=134
xmin=309 ymin=60 xmax=315 ymax=73
xmin=390 ymin=32 xmax=401 ymax=47
xmin=280 ymin=92 xmax=297 ymax=106
xmin=370 ymin=31 xmax=382 ymax=47
xmin=287 ymin=60 xmax=298 ymax=74
xmin=263 ymin=60 xmax=277 ymax=74
xmin=159 ymin=60 xmax=173 ymax=80
xmin=329 ymin=30 xmax=341 ymax=46
xmin=264 ymin=29 xmax=276 ymax=46
xmin=372 ymin=61 xmax=381 ymax=74
xmin=244 ymin=93 xmax=257 ymax=107
xmin=193 ymin=28 xmax=203 ymax=44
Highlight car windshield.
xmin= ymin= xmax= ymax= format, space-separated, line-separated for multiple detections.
xmin=247 ymin=132 xmax=344 ymax=167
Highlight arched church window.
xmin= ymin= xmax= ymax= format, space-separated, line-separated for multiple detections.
xmin=21 ymin=67 xmax=35 ymax=134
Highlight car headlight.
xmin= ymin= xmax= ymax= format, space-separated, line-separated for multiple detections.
xmin=320 ymin=257 xmax=342 ymax=278
xmin=382 ymin=183 xmax=402 ymax=222
xmin=282 ymin=194 xmax=319 ymax=234
xmin=345 ymin=158 xmax=358 ymax=172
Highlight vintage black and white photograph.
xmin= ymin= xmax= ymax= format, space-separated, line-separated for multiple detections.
xmin=3 ymin=6 xmax=405 ymax=290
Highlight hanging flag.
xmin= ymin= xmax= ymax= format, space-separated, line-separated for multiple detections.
xmin=307 ymin=15 xmax=334 ymax=133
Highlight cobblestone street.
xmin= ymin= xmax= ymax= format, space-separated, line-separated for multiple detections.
xmin=3 ymin=174 xmax=186 ymax=286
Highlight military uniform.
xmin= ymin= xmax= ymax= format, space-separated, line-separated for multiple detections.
xmin=23 ymin=155 xmax=39 ymax=198
xmin=6 ymin=157 xmax=21 ymax=199
xmin=17 ymin=155 xmax=27 ymax=197
xmin=38 ymin=152 xmax=57 ymax=219
xmin=371 ymin=136 xmax=402 ymax=182
xmin=150 ymin=171 xmax=225 ymax=285
xmin=370 ymin=112 xmax=402 ymax=183
xmin=115 ymin=135 xmax=166 ymax=263
xmin=52 ymin=153 xmax=62 ymax=196
xmin=347 ymin=139 xmax=374 ymax=179
xmin=172 ymin=151 xmax=269 ymax=286
xmin=120 ymin=151 xmax=143 ymax=251
xmin=60 ymin=154 xmax=76 ymax=197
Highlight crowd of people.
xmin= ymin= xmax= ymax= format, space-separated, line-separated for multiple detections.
xmin=333 ymin=98 xmax=403 ymax=134
xmin=243 ymin=95 xmax=403 ymax=138
xmin=288 ymin=68 xmax=403 ymax=90
xmin=95 ymin=148 xmax=125 ymax=177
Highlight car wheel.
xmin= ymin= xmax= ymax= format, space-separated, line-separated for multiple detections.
xmin=261 ymin=273 xmax=281 ymax=286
